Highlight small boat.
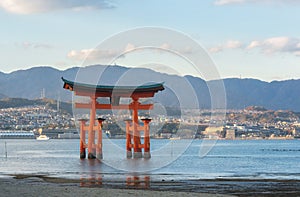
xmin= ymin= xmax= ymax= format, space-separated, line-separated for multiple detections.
xmin=36 ymin=134 xmax=50 ymax=141
xmin=36 ymin=128 xmax=49 ymax=141
xmin=170 ymin=137 xmax=181 ymax=140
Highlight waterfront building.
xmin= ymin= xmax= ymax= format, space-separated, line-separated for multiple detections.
xmin=225 ymin=129 xmax=236 ymax=139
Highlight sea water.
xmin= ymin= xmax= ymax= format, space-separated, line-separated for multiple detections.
xmin=0 ymin=139 xmax=299 ymax=181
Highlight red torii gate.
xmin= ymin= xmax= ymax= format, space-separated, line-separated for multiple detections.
xmin=62 ymin=77 xmax=164 ymax=159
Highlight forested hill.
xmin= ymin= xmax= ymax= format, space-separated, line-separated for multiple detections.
xmin=1 ymin=65 xmax=300 ymax=111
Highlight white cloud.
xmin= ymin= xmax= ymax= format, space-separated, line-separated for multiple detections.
xmin=124 ymin=43 xmax=136 ymax=53
xmin=0 ymin=0 xmax=115 ymax=14
xmin=214 ymin=0 xmax=300 ymax=6
xmin=67 ymin=48 xmax=120 ymax=61
xmin=67 ymin=43 xmax=142 ymax=61
xmin=16 ymin=41 xmax=53 ymax=49
xmin=67 ymin=42 xmax=200 ymax=62
xmin=226 ymin=40 xmax=243 ymax=49
xmin=263 ymin=37 xmax=291 ymax=53
xmin=246 ymin=40 xmax=261 ymax=49
xmin=209 ymin=40 xmax=243 ymax=53
xmin=159 ymin=43 xmax=171 ymax=50
xmin=209 ymin=46 xmax=223 ymax=53
xmin=246 ymin=37 xmax=300 ymax=56
xmin=67 ymin=49 xmax=89 ymax=61
xmin=210 ymin=37 xmax=300 ymax=56
xmin=214 ymin=0 xmax=245 ymax=5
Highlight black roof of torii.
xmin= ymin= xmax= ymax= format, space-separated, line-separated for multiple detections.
xmin=61 ymin=77 xmax=164 ymax=96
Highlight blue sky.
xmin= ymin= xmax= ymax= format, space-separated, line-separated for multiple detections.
xmin=1 ymin=0 xmax=300 ymax=81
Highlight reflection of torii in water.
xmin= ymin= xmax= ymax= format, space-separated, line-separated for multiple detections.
xmin=61 ymin=77 xmax=164 ymax=159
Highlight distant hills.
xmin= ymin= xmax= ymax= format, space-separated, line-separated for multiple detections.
xmin=1 ymin=65 xmax=300 ymax=111
xmin=0 ymin=98 xmax=72 ymax=114
xmin=222 ymin=78 xmax=300 ymax=111
xmin=0 ymin=66 xmax=77 ymax=100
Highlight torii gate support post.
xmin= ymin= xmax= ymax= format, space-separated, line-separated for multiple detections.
xmin=88 ymin=96 xmax=96 ymax=159
xmin=132 ymin=97 xmax=142 ymax=158
xmin=96 ymin=118 xmax=105 ymax=159
xmin=125 ymin=113 xmax=152 ymax=159
xmin=125 ymin=119 xmax=133 ymax=158
xmin=79 ymin=119 xmax=88 ymax=159
xmin=141 ymin=118 xmax=151 ymax=158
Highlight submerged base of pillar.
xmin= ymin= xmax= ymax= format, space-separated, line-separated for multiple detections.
xmin=88 ymin=153 xmax=96 ymax=159
xmin=143 ymin=152 xmax=151 ymax=159
xmin=96 ymin=153 xmax=103 ymax=160
xmin=133 ymin=152 xmax=143 ymax=158
xmin=80 ymin=151 xmax=86 ymax=159
xmin=126 ymin=151 xmax=132 ymax=158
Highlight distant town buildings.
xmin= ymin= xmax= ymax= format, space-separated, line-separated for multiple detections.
xmin=225 ymin=129 xmax=235 ymax=140
xmin=0 ymin=105 xmax=74 ymax=131
xmin=0 ymin=104 xmax=300 ymax=139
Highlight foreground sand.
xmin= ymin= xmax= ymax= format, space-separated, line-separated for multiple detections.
xmin=1 ymin=174 xmax=300 ymax=197
xmin=0 ymin=176 xmax=232 ymax=197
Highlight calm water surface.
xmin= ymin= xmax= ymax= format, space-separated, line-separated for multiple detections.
xmin=0 ymin=139 xmax=299 ymax=181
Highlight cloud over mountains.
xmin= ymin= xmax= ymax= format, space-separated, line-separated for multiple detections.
xmin=247 ymin=37 xmax=300 ymax=56
xmin=0 ymin=0 xmax=115 ymax=14
xmin=210 ymin=37 xmax=300 ymax=57
xmin=214 ymin=0 xmax=300 ymax=6
xmin=209 ymin=40 xmax=243 ymax=53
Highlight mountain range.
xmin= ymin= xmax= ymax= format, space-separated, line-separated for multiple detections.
xmin=1 ymin=65 xmax=300 ymax=111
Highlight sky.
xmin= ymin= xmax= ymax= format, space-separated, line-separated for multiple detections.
xmin=1 ymin=0 xmax=300 ymax=82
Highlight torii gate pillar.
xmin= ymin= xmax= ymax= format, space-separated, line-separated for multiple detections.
xmin=78 ymin=116 xmax=105 ymax=160
xmin=142 ymin=118 xmax=152 ymax=158
xmin=125 ymin=101 xmax=152 ymax=159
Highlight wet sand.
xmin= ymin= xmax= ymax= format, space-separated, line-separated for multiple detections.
xmin=1 ymin=174 xmax=300 ymax=197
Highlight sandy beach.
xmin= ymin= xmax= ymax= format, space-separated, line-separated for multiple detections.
xmin=0 ymin=175 xmax=229 ymax=197
xmin=1 ymin=174 xmax=300 ymax=197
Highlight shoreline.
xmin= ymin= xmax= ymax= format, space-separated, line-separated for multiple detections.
xmin=1 ymin=174 xmax=300 ymax=196
xmin=0 ymin=175 xmax=230 ymax=197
